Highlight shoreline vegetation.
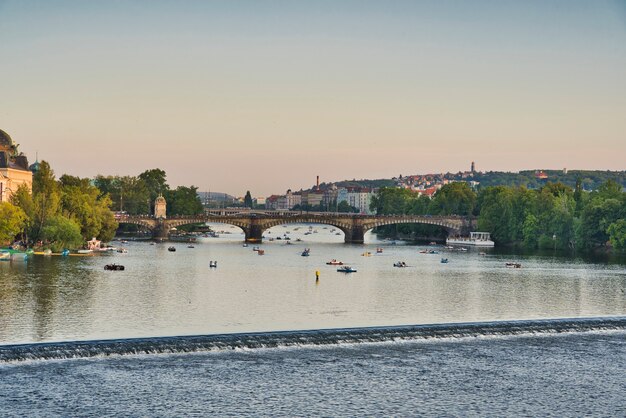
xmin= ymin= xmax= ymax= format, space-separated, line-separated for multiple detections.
xmin=1 ymin=161 xmax=625 ymax=255
xmin=2 ymin=163 xmax=203 ymax=252
xmin=371 ymin=180 xmax=626 ymax=253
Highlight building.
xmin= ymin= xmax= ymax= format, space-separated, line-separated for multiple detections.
xmin=0 ymin=129 xmax=33 ymax=202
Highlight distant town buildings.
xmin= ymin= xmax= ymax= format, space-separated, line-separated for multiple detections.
xmin=0 ymin=129 xmax=33 ymax=202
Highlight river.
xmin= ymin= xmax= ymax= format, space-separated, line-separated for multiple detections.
xmin=1 ymin=223 xmax=625 ymax=416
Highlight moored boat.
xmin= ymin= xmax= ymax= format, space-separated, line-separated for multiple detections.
xmin=446 ymin=232 xmax=495 ymax=247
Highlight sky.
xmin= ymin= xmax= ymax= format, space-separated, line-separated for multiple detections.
xmin=1 ymin=0 xmax=625 ymax=196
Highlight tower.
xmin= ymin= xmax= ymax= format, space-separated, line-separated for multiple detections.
xmin=471 ymin=161 xmax=475 ymax=173
xmin=154 ymin=195 xmax=167 ymax=219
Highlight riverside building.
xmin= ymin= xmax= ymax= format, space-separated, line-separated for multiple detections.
xmin=0 ymin=129 xmax=33 ymax=202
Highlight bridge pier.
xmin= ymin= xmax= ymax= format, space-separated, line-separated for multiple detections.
xmin=244 ymin=224 xmax=264 ymax=243
xmin=152 ymin=221 xmax=170 ymax=240
xmin=344 ymin=226 xmax=365 ymax=244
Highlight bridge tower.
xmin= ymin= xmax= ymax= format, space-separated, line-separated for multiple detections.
xmin=154 ymin=195 xmax=167 ymax=219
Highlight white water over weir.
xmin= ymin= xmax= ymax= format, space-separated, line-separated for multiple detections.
xmin=1 ymin=317 xmax=624 ymax=363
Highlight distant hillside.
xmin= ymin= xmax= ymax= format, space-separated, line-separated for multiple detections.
xmin=317 ymin=179 xmax=396 ymax=190
xmin=318 ymin=170 xmax=626 ymax=192
xmin=475 ymin=170 xmax=626 ymax=190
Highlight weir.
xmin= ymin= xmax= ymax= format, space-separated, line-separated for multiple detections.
xmin=2 ymin=317 xmax=624 ymax=363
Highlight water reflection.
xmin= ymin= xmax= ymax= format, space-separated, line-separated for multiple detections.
xmin=1 ymin=224 xmax=625 ymax=344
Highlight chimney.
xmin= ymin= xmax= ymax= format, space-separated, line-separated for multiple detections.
xmin=316 ymin=176 xmax=320 ymax=190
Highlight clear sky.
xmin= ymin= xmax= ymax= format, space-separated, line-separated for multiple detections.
xmin=1 ymin=0 xmax=625 ymax=196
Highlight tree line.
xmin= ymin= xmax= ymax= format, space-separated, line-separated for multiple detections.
xmin=370 ymin=180 xmax=626 ymax=251
xmin=1 ymin=163 xmax=203 ymax=250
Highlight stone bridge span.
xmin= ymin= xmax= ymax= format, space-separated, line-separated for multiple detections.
xmin=118 ymin=210 xmax=474 ymax=244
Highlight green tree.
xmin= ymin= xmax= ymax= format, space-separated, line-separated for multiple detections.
xmin=41 ymin=215 xmax=83 ymax=252
xmin=9 ymin=184 xmax=34 ymax=241
xmin=167 ymin=186 xmax=203 ymax=216
xmin=337 ymin=200 xmax=359 ymax=213
xmin=429 ymin=182 xmax=476 ymax=215
xmin=0 ymin=202 xmax=27 ymax=244
xmin=31 ymin=160 xmax=61 ymax=239
xmin=139 ymin=168 xmax=169 ymax=212
xmin=59 ymin=175 xmax=118 ymax=241
xmin=607 ymin=220 xmax=626 ymax=250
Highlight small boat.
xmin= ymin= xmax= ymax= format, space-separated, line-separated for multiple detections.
xmin=104 ymin=263 xmax=125 ymax=271
xmin=479 ymin=252 xmax=486 ymax=256
xmin=209 ymin=261 xmax=217 ymax=268
xmin=505 ymin=262 xmax=522 ymax=269
xmin=440 ymin=258 xmax=449 ymax=264
xmin=393 ymin=261 xmax=407 ymax=268
xmin=428 ymin=250 xmax=439 ymax=254
xmin=168 ymin=246 xmax=176 ymax=252
xmin=61 ymin=249 xmax=70 ymax=256
xmin=295 ymin=238 xmax=302 ymax=242
xmin=326 ymin=259 xmax=344 ymax=265
xmin=429 ymin=241 xmax=437 ymax=246
xmin=252 ymin=246 xmax=260 ymax=251
xmin=361 ymin=252 xmax=372 ymax=257
xmin=77 ymin=249 xmax=93 ymax=254
xmin=376 ymin=248 xmax=383 ymax=253
xmin=459 ymin=247 xmax=468 ymax=252
xmin=243 ymin=243 xmax=248 ymax=247
xmin=419 ymin=250 xmax=427 ymax=254
xmin=0 ymin=251 xmax=10 ymax=261
xmin=337 ymin=266 xmax=357 ymax=273
xmin=187 ymin=245 xmax=195 ymax=248
xmin=276 ymin=236 xmax=282 ymax=240
xmin=301 ymin=248 xmax=310 ymax=256
xmin=257 ymin=249 xmax=265 ymax=255
xmin=335 ymin=232 xmax=341 ymax=236
xmin=11 ymin=252 xmax=28 ymax=261
xmin=117 ymin=248 xmax=128 ymax=253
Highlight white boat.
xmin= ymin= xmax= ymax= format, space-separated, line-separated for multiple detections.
xmin=446 ymin=232 xmax=495 ymax=247
xmin=77 ymin=249 xmax=93 ymax=254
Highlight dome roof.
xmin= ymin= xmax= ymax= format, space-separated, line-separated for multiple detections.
xmin=0 ymin=129 xmax=14 ymax=149
xmin=29 ymin=160 xmax=41 ymax=172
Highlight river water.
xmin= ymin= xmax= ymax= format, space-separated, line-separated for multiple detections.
xmin=1 ymin=224 xmax=625 ymax=416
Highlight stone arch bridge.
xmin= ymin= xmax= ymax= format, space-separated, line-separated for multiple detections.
xmin=118 ymin=210 xmax=474 ymax=244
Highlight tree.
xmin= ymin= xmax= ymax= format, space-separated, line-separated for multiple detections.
xmin=41 ymin=215 xmax=83 ymax=252
xmin=0 ymin=202 xmax=27 ymax=244
xmin=167 ymin=186 xmax=203 ymax=216
xmin=59 ymin=175 xmax=118 ymax=240
xmin=244 ymin=191 xmax=253 ymax=208
xmin=9 ymin=184 xmax=34 ymax=241
xmin=607 ymin=220 xmax=626 ymax=250
xmin=139 ymin=168 xmax=169 ymax=212
xmin=337 ymin=200 xmax=359 ymax=213
xmin=429 ymin=182 xmax=476 ymax=215
xmin=31 ymin=160 xmax=61 ymax=239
